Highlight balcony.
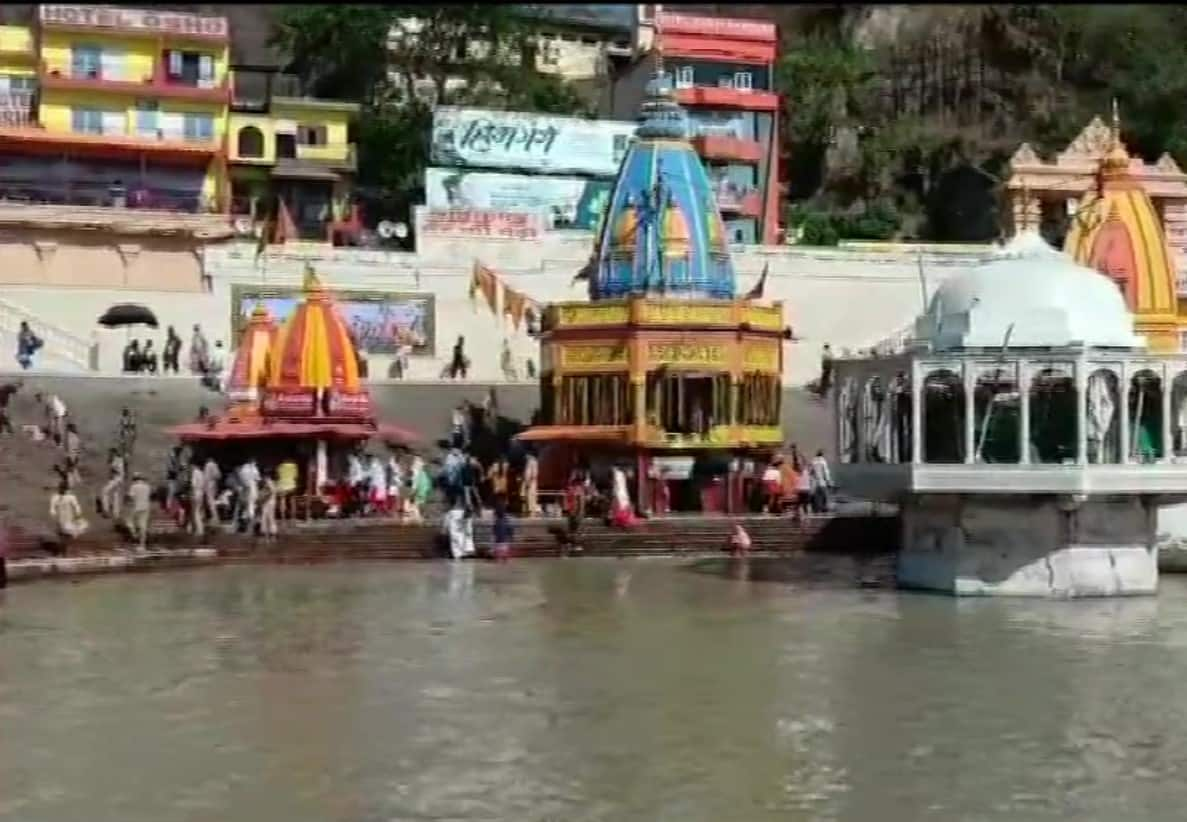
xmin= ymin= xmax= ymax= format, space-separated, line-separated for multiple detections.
xmin=692 ymin=133 xmax=763 ymax=163
xmin=712 ymin=181 xmax=762 ymax=217
xmin=40 ymin=62 xmax=229 ymax=104
xmin=0 ymin=121 xmax=219 ymax=164
xmin=674 ymin=86 xmax=779 ymax=111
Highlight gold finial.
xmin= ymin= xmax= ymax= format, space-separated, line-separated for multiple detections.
xmin=1103 ymin=99 xmax=1130 ymax=172
xmin=301 ymin=262 xmax=324 ymax=294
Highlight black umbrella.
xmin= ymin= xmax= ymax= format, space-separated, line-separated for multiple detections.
xmin=98 ymin=304 xmax=158 ymax=328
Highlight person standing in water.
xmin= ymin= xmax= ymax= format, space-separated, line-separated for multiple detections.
xmin=125 ymin=472 xmax=152 ymax=552
xmin=491 ymin=500 xmax=514 ymax=562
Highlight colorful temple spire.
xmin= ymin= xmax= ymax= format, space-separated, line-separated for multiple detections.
xmin=589 ymin=68 xmax=736 ymax=300
xmin=1064 ymin=102 xmax=1180 ymax=350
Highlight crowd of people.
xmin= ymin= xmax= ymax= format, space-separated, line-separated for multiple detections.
xmin=121 ymin=324 xmax=226 ymax=389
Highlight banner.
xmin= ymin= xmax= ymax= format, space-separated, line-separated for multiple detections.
xmin=231 ymin=285 xmax=435 ymax=356
xmin=425 ymin=167 xmax=612 ymax=230
xmin=416 ymin=207 xmax=544 ymax=241
xmin=431 ymin=106 xmax=636 ymax=176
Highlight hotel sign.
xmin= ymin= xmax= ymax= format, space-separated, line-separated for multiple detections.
xmin=40 ymin=6 xmax=229 ymax=38
xmin=656 ymin=13 xmax=776 ymax=42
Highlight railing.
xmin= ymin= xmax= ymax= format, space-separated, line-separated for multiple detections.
xmin=0 ymin=184 xmax=215 ymax=214
xmin=0 ymin=297 xmax=96 ymax=371
xmin=0 ymin=91 xmax=34 ymax=128
xmin=42 ymin=61 xmax=226 ymax=92
xmin=863 ymin=323 xmax=920 ymax=357
xmin=711 ymin=180 xmax=759 ymax=211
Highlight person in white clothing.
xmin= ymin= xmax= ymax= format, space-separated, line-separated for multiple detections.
xmin=237 ymin=459 xmax=261 ymax=530
xmin=188 ymin=460 xmax=205 ymax=537
xmin=202 ymin=457 xmax=222 ymax=522
xmin=258 ymin=474 xmax=279 ymax=538
xmin=441 ymin=500 xmax=475 ymax=560
xmin=101 ymin=448 xmax=125 ymax=519
xmin=809 ymin=450 xmax=833 ymax=513
xmin=367 ymin=454 xmax=387 ymax=514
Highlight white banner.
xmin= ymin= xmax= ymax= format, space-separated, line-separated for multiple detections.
xmin=431 ymin=106 xmax=636 ymax=177
xmin=424 ymin=167 xmax=613 ymax=230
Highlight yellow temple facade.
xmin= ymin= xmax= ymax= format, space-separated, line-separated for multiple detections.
xmin=1008 ymin=111 xmax=1187 ymax=352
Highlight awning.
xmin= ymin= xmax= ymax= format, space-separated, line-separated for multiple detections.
xmin=515 ymin=425 xmax=632 ymax=443
xmin=168 ymin=418 xmax=420 ymax=444
xmin=271 ymin=162 xmax=344 ymax=182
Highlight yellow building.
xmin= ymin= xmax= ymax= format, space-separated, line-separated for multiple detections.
xmin=0 ymin=5 xmax=231 ymax=211
xmin=227 ymin=67 xmax=360 ymax=243
xmin=1064 ymin=111 xmax=1187 ymax=352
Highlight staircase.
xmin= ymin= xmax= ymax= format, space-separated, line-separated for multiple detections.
xmin=0 ymin=297 xmax=96 ymax=373
xmin=7 ymin=513 xmax=899 ymax=563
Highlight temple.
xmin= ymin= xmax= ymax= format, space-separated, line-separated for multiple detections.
xmin=1007 ymin=105 xmax=1187 ymax=352
xmin=517 ymin=71 xmax=789 ymax=513
xmin=170 ymin=267 xmax=416 ymax=499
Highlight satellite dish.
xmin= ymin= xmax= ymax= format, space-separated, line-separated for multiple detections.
xmin=233 ymin=217 xmax=253 ymax=235
xmin=393 ymin=222 xmax=409 ymax=239
xmin=377 ymin=220 xmax=397 ymax=239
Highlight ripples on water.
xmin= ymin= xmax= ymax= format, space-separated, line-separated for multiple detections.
xmin=3 ymin=558 xmax=1187 ymax=821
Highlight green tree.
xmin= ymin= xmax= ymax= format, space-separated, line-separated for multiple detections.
xmin=270 ymin=4 xmax=590 ymax=218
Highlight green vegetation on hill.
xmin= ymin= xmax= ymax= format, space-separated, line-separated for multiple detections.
xmin=780 ymin=4 xmax=1187 ymax=243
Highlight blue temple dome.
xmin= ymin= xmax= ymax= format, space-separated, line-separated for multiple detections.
xmin=588 ymin=72 xmax=736 ymax=300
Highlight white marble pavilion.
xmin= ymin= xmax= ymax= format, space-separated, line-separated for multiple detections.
xmin=833 ymin=231 xmax=1187 ymax=597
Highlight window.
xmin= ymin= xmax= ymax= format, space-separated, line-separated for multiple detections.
xmin=135 ymin=100 xmax=159 ymax=137
xmin=297 ymin=124 xmax=327 ymax=146
xmin=276 ymin=132 xmax=297 ymax=159
xmin=72 ymin=108 xmax=123 ymax=135
xmin=182 ymin=113 xmax=214 ymax=141
xmin=734 ymin=72 xmax=753 ymax=91
xmin=0 ymin=74 xmax=35 ymax=93
xmin=717 ymin=75 xmax=734 ymax=89
xmin=164 ymin=50 xmax=216 ymax=87
xmin=676 ymin=66 xmax=693 ymax=88
xmin=71 ymin=108 xmax=101 ymax=134
xmin=71 ymin=44 xmax=101 ymax=78
xmin=237 ymin=126 xmax=264 ymax=158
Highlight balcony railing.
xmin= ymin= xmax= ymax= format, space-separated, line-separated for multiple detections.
xmin=711 ymin=180 xmax=758 ymax=211
xmin=0 ymin=183 xmax=218 ymax=214
xmin=41 ymin=62 xmax=228 ymax=101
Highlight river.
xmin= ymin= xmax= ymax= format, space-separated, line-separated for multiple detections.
xmin=3 ymin=558 xmax=1187 ymax=821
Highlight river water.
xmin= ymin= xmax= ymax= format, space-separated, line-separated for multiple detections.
xmin=3 ymin=558 xmax=1187 ymax=821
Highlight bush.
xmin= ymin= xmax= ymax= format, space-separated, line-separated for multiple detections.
xmin=799 ymin=211 xmax=840 ymax=246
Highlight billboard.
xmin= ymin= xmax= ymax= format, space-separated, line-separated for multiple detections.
xmin=431 ymin=106 xmax=636 ymax=177
xmin=425 ymin=167 xmax=612 ymax=230
xmin=415 ymin=207 xmax=545 ymax=242
xmin=231 ymin=286 xmax=435 ymax=356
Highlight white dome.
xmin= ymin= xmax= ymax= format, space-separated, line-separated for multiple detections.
xmin=915 ymin=231 xmax=1145 ymax=351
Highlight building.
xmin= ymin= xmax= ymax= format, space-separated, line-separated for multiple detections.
xmin=614 ymin=8 xmax=781 ymax=245
xmin=834 ymin=230 xmax=1187 ymax=597
xmin=1008 ymin=111 xmax=1187 ymax=352
xmin=227 ymin=65 xmax=360 ymax=243
xmin=0 ymin=5 xmax=231 ymax=211
xmin=515 ymin=4 xmax=635 ymax=114
xmin=517 ymin=71 xmax=787 ymax=513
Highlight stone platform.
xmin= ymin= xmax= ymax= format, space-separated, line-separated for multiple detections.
xmin=899 ymin=494 xmax=1160 ymax=597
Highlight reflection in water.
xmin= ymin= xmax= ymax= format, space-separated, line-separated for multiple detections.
xmin=3 ymin=562 xmax=1187 ymax=821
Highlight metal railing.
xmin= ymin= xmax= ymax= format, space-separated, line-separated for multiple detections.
xmin=0 ymin=297 xmax=96 ymax=371
xmin=0 ymin=184 xmax=216 ymax=213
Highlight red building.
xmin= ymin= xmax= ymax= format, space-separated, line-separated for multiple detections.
xmin=612 ymin=9 xmax=780 ymax=245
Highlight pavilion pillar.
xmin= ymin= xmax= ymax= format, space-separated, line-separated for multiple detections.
xmin=1121 ymin=364 xmax=1132 ymax=464
xmin=315 ymin=439 xmax=328 ymax=489
xmin=1019 ymin=361 xmax=1031 ymax=464
xmin=963 ymin=365 xmax=976 ymax=464
xmin=1162 ymin=363 xmax=1173 ymax=462
xmin=910 ymin=360 xmax=922 ymax=464
xmin=1076 ymin=357 xmax=1089 ymax=465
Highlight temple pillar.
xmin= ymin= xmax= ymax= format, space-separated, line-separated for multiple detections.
xmin=1162 ymin=363 xmax=1173 ymax=462
xmin=1010 ymin=190 xmax=1041 ymax=234
xmin=1121 ymin=363 xmax=1132 ymax=464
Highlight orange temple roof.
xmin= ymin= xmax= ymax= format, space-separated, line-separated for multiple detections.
xmin=227 ymin=302 xmax=277 ymax=407
xmin=267 ymin=268 xmax=362 ymax=393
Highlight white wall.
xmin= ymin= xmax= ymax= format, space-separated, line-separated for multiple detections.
xmin=3 ymin=230 xmax=996 ymax=385
xmin=205 ymin=234 xmax=994 ymax=386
